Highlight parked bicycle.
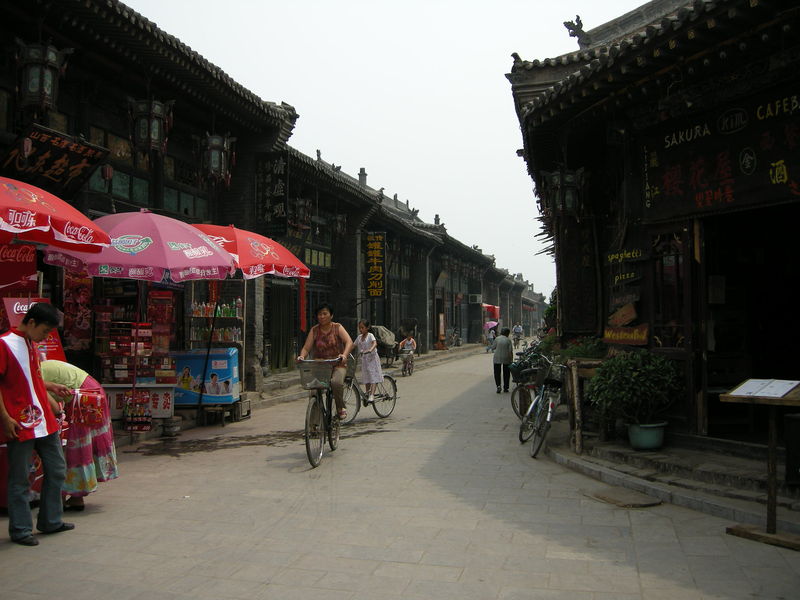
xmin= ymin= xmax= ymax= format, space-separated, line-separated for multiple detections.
xmin=518 ymin=355 xmax=567 ymax=458
xmin=399 ymin=348 xmax=414 ymax=376
xmin=298 ymin=358 xmax=343 ymax=467
xmin=509 ymin=344 xmax=545 ymax=419
xmin=340 ymin=354 xmax=398 ymax=424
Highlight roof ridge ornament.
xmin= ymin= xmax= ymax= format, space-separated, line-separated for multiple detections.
xmin=564 ymin=15 xmax=592 ymax=50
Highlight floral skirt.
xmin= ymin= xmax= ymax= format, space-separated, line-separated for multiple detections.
xmin=62 ymin=376 xmax=119 ymax=497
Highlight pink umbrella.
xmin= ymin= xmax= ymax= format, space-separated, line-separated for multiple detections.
xmin=43 ymin=209 xmax=235 ymax=282
xmin=193 ymin=224 xmax=310 ymax=279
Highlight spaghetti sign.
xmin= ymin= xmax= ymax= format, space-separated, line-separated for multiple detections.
xmin=365 ymin=232 xmax=386 ymax=298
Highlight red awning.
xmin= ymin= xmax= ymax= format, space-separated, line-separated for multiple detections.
xmin=482 ymin=303 xmax=500 ymax=319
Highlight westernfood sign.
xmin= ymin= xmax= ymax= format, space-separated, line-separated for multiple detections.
xmin=642 ymin=85 xmax=800 ymax=221
xmin=365 ymin=231 xmax=386 ymax=298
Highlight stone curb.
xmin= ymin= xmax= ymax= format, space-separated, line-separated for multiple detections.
xmin=547 ymin=444 xmax=800 ymax=536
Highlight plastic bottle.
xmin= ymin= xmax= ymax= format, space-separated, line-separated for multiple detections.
xmin=236 ymin=297 xmax=243 ymax=318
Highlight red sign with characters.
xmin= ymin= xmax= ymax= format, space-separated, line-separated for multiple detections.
xmin=2 ymin=297 xmax=67 ymax=361
xmin=0 ymin=243 xmax=37 ymax=291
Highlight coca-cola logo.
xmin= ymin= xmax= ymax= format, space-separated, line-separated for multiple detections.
xmin=13 ymin=300 xmax=38 ymax=314
xmin=0 ymin=245 xmax=36 ymax=262
xmin=6 ymin=209 xmax=37 ymax=228
xmin=63 ymin=221 xmax=95 ymax=242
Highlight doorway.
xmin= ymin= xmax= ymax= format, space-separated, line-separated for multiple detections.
xmin=703 ymin=203 xmax=800 ymax=440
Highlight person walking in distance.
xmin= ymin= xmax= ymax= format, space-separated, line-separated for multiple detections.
xmin=491 ymin=327 xmax=514 ymax=394
xmin=486 ymin=327 xmax=496 ymax=353
xmin=0 ymin=303 xmax=74 ymax=546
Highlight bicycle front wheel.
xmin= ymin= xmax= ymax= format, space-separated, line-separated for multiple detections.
xmin=372 ymin=375 xmax=397 ymax=417
xmin=305 ymin=394 xmax=325 ymax=467
xmin=340 ymin=379 xmax=360 ymax=424
xmin=510 ymin=385 xmax=532 ymax=420
xmin=530 ymin=392 xmax=551 ymax=458
xmin=519 ymin=408 xmax=536 ymax=443
xmin=328 ymin=391 xmax=340 ymax=451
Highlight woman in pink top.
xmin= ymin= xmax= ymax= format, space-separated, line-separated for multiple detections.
xmin=297 ymin=303 xmax=354 ymax=419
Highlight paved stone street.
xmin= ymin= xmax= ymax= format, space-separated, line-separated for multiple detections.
xmin=2 ymin=354 xmax=799 ymax=599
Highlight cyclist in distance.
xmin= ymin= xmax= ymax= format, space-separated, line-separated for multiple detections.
xmin=512 ymin=322 xmax=524 ymax=348
xmin=297 ymin=303 xmax=354 ymax=420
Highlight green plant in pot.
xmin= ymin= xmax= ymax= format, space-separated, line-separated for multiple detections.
xmin=586 ymin=350 xmax=681 ymax=450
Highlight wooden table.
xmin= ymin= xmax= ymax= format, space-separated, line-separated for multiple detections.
xmin=720 ymin=384 xmax=800 ymax=549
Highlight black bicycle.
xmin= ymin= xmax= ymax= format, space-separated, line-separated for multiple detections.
xmin=340 ymin=354 xmax=397 ymax=424
xmin=518 ymin=356 xmax=566 ymax=458
xmin=298 ymin=358 xmax=343 ymax=467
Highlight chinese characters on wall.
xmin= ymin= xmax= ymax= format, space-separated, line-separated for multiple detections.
xmin=256 ymin=151 xmax=289 ymax=238
xmin=365 ymin=232 xmax=386 ymax=298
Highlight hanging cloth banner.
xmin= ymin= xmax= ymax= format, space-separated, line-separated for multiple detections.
xmin=299 ymin=277 xmax=307 ymax=332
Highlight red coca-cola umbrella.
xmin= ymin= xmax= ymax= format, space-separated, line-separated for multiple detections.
xmin=0 ymin=176 xmax=110 ymax=252
xmin=192 ymin=224 xmax=310 ymax=279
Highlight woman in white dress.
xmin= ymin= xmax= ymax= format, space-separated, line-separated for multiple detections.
xmin=355 ymin=320 xmax=383 ymax=402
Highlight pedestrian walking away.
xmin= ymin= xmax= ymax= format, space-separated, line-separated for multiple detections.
xmin=491 ymin=327 xmax=513 ymax=394
xmin=297 ymin=303 xmax=353 ymax=420
xmin=40 ymin=359 xmax=119 ymax=512
xmin=0 ymin=303 xmax=75 ymax=546
xmin=353 ymin=320 xmax=383 ymax=402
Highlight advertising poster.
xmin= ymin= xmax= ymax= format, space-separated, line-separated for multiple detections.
xmin=2 ymin=297 xmax=66 ymax=361
xmin=62 ymin=271 xmax=93 ymax=351
xmin=173 ymin=348 xmax=240 ymax=406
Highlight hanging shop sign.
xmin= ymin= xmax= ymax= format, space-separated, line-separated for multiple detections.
xmin=603 ymin=323 xmax=649 ymax=346
xmin=642 ymin=85 xmax=800 ymax=221
xmin=256 ymin=151 xmax=289 ymax=238
xmin=0 ymin=125 xmax=109 ymax=199
xmin=365 ymin=231 xmax=386 ymax=298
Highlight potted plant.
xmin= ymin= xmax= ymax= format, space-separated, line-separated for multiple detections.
xmin=586 ymin=349 xmax=681 ymax=450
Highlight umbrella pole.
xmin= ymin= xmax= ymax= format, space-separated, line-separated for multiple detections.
xmin=196 ymin=292 xmax=218 ymax=425
xmin=129 ymin=281 xmax=142 ymax=445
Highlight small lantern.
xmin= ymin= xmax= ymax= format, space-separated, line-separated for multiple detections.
xmin=130 ymin=99 xmax=174 ymax=153
xmin=16 ymin=40 xmax=73 ymax=111
xmin=541 ymin=167 xmax=584 ymax=216
xmin=203 ymin=132 xmax=236 ymax=186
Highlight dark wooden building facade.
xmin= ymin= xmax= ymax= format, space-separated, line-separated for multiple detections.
xmin=509 ymin=0 xmax=800 ymax=440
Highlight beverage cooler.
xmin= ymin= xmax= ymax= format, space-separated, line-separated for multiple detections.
xmin=172 ymin=348 xmax=240 ymax=406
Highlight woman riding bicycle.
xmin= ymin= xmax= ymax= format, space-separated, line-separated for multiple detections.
xmin=399 ymin=332 xmax=416 ymax=372
xmin=297 ymin=303 xmax=354 ymax=420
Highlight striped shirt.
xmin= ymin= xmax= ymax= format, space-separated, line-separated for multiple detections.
xmin=0 ymin=328 xmax=57 ymax=443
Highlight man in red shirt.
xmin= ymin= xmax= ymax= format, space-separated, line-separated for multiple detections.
xmin=0 ymin=303 xmax=73 ymax=546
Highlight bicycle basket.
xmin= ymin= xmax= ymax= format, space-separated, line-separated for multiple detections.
xmin=298 ymin=361 xmax=334 ymax=390
xmin=544 ymin=363 xmax=567 ymax=386
xmin=345 ymin=354 xmax=357 ymax=379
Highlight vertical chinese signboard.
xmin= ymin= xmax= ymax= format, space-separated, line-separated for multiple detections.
xmin=0 ymin=124 xmax=109 ymax=197
xmin=365 ymin=232 xmax=386 ymax=298
xmin=256 ymin=151 xmax=289 ymax=238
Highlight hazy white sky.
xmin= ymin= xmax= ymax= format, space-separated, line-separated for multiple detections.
xmin=124 ymin=0 xmax=646 ymax=297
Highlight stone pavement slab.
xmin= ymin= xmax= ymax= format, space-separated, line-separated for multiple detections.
xmin=1 ymin=353 xmax=799 ymax=599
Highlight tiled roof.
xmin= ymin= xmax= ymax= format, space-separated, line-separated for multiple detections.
xmin=508 ymin=0 xmax=779 ymax=123
xmin=10 ymin=0 xmax=298 ymax=139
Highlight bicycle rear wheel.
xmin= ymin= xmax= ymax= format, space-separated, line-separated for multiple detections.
xmin=327 ymin=391 xmax=340 ymax=451
xmin=340 ymin=379 xmax=360 ymax=424
xmin=530 ymin=390 xmax=551 ymax=458
xmin=304 ymin=393 xmax=325 ymax=467
xmin=372 ymin=375 xmax=397 ymax=417
xmin=510 ymin=385 xmax=532 ymax=420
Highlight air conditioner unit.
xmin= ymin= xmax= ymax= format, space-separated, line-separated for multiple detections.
xmin=468 ymin=294 xmax=482 ymax=304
